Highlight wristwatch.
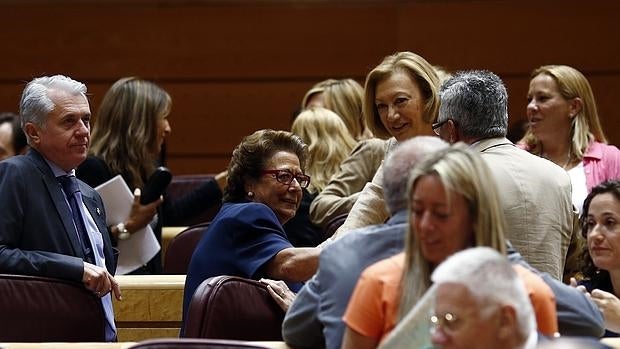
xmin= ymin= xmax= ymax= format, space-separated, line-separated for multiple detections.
xmin=116 ymin=222 xmax=131 ymax=241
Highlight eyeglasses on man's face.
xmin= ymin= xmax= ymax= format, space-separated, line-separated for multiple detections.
xmin=430 ymin=312 xmax=462 ymax=334
xmin=262 ymin=169 xmax=310 ymax=188
xmin=431 ymin=119 xmax=449 ymax=136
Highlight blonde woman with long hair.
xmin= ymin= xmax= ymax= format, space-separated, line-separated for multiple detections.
xmin=291 ymin=108 xmax=357 ymax=194
xmin=341 ymin=144 xmax=557 ymax=349
xmin=304 ymin=79 xmax=387 ymax=228
xmin=301 ymin=78 xmax=372 ymax=141
xmin=521 ymin=65 xmax=620 ymax=213
xmin=283 ymin=107 xmax=357 ymax=247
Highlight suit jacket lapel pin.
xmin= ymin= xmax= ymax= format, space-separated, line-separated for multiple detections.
xmin=96 ymin=207 xmax=101 ymax=216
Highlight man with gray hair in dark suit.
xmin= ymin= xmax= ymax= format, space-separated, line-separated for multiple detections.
xmin=0 ymin=75 xmax=120 ymax=341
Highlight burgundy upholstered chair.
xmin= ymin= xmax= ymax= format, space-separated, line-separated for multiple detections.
xmin=0 ymin=273 xmax=106 ymax=341
xmin=165 ymin=174 xmax=222 ymax=226
xmin=163 ymin=222 xmax=210 ymax=274
xmin=182 ymin=275 xmax=285 ymax=341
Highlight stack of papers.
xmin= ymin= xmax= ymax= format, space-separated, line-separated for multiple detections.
xmin=95 ymin=175 xmax=160 ymax=275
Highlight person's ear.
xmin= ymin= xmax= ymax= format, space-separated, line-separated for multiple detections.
xmin=446 ymin=119 xmax=459 ymax=144
xmin=244 ymin=177 xmax=257 ymax=199
xmin=24 ymin=123 xmax=40 ymax=145
xmin=496 ymin=305 xmax=518 ymax=340
xmin=569 ymin=97 xmax=583 ymax=119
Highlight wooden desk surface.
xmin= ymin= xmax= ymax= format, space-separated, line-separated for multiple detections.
xmin=115 ymin=274 xmax=186 ymax=290
xmin=113 ymin=275 xmax=186 ymax=342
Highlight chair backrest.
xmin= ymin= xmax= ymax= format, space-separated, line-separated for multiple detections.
xmin=182 ymin=276 xmax=285 ymax=341
xmin=0 ymin=273 xmax=105 ymax=342
xmin=166 ymin=174 xmax=222 ymax=226
xmin=163 ymin=222 xmax=210 ymax=274
xmin=323 ymin=213 xmax=348 ymax=239
xmin=129 ymin=338 xmax=272 ymax=349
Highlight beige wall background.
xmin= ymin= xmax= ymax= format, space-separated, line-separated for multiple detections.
xmin=1 ymin=0 xmax=618 ymax=174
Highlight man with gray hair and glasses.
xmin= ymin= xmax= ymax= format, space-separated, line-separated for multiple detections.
xmin=432 ymin=70 xmax=604 ymax=337
xmin=431 ymin=247 xmax=610 ymax=349
xmin=430 ymin=247 xmax=537 ymax=349
xmin=433 ymin=70 xmax=574 ymax=281
xmin=0 ymin=75 xmax=120 ymax=341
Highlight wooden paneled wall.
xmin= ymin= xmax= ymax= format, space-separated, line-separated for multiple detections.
xmin=1 ymin=0 xmax=618 ymax=174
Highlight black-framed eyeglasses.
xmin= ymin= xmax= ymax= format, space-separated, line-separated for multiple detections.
xmin=431 ymin=119 xmax=449 ymax=136
xmin=262 ymin=169 xmax=310 ymax=188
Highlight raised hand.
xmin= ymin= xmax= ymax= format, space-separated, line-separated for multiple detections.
xmin=125 ymin=188 xmax=163 ymax=233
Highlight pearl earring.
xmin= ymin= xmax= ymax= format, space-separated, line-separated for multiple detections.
xmin=248 ymin=191 xmax=254 ymax=198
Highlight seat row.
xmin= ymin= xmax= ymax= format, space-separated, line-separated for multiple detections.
xmin=0 ymin=273 xmax=284 ymax=343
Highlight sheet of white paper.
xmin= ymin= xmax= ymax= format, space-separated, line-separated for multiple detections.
xmin=95 ymin=175 xmax=160 ymax=275
xmin=377 ymin=283 xmax=436 ymax=349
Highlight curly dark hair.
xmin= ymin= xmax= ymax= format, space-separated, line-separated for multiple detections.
xmin=579 ymin=180 xmax=620 ymax=283
xmin=223 ymin=129 xmax=308 ymax=202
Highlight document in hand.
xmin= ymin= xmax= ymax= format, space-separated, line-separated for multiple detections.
xmin=377 ymin=283 xmax=437 ymax=349
xmin=95 ymin=175 xmax=161 ymax=274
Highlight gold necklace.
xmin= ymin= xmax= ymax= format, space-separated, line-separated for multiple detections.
xmin=542 ymin=149 xmax=572 ymax=170
xmin=561 ymin=153 xmax=572 ymax=170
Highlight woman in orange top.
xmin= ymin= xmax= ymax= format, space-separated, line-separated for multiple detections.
xmin=342 ymin=144 xmax=558 ymax=349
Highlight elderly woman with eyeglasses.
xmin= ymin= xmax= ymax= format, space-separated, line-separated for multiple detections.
xmin=182 ymin=129 xmax=320 ymax=327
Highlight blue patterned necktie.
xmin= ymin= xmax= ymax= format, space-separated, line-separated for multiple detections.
xmin=57 ymin=175 xmax=95 ymax=265
xmin=57 ymin=174 xmax=117 ymax=341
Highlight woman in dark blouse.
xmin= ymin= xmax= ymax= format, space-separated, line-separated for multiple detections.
xmin=577 ymin=180 xmax=620 ymax=336
xmin=77 ymin=77 xmax=223 ymax=274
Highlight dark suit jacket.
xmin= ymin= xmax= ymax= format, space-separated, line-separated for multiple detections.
xmin=0 ymin=149 xmax=116 ymax=282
